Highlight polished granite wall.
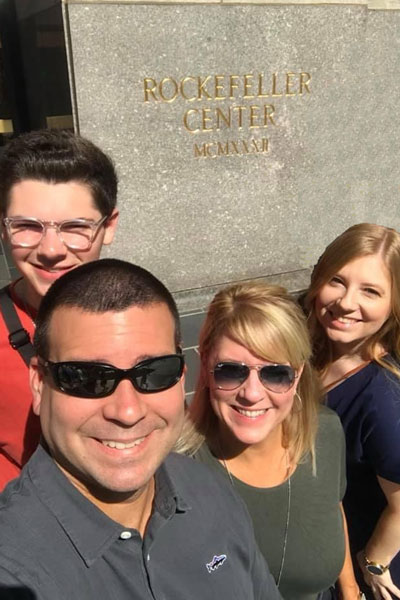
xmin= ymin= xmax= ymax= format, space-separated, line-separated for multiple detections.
xmin=63 ymin=0 xmax=400 ymax=310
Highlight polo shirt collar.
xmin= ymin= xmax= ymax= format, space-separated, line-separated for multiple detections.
xmin=28 ymin=445 xmax=123 ymax=567
xmin=27 ymin=446 xmax=190 ymax=567
xmin=153 ymin=455 xmax=191 ymax=517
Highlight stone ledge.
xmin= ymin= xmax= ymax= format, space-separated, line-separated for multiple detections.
xmin=63 ymin=0 xmax=400 ymax=9
xmin=64 ymin=0 xmax=221 ymax=4
xmin=173 ymin=268 xmax=312 ymax=313
xmin=368 ymin=0 xmax=400 ymax=7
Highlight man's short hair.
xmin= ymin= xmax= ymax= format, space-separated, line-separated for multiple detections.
xmin=33 ymin=258 xmax=181 ymax=358
xmin=0 ymin=129 xmax=118 ymax=216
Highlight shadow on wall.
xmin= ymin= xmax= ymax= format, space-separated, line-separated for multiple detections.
xmin=0 ymin=587 xmax=37 ymax=599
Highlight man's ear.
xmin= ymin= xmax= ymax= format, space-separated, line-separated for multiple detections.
xmin=30 ymin=356 xmax=44 ymax=416
xmin=103 ymin=209 xmax=119 ymax=245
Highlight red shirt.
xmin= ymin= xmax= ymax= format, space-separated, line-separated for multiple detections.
xmin=0 ymin=281 xmax=41 ymax=490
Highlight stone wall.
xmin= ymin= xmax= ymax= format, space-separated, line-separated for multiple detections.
xmin=63 ymin=0 xmax=400 ymax=310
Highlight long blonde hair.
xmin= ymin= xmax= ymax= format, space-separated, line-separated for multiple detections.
xmin=179 ymin=282 xmax=321 ymax=468
xmin=305 ymin=223 xmax=400 ymax=377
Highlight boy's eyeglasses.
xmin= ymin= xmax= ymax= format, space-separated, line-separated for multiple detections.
xmin=2 ymin=216 xmax=109 ymax=250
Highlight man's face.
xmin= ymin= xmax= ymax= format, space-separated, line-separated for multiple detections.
xmin=2 ymin=179 xmax=118 ymax=308
xmin=30 ymin=303 xmax=185 ymax=503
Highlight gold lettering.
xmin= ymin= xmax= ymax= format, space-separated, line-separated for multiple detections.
xmin=195 ymin=138 xmax=269 ymax=158
xmin=249 ymin=105 xmax=260 ymax=128
xmin=183 ymin=109 xmax=200 ymax=133
xmin=194 ymin=143 xmax=207 ymax=158
xmin=197 ymin=76 xmax=212 ymax=100
xmin=263 ymin=105 xmax=276 ymax=127
xmin=257 ymin=74 xmax=269 ymax=98
xmin=217 ymin=142 xmax=229 ymax=156
xmin=229 ymin=75 xmax=240 ymax=99
xmin=206 ymin=143 xmax=215 ymax=157
xmin=145 ymin=71 xmax=311 ymax=104
xmin=230 ymin=141 xmax=240 ymax=154
xmin=193 ymin=143 xmax=216 ymax=158
xmin=271 ymin=73 xmax=283 ymax=97
xmin=180 ymin=77 xmax=197 ymax=101
xmin=216 ymin=107 xmax=231 ymax=129
xmin=285 ymin=72 xmax=297 ymax=97
xmin=201 ymin=108 xmax=213 ymax=131
xmin=243 ymin=74 xmax=255 ymax=99
xmin=214 ymin=75 xmax=226 ymax=100
xmin=159 ymin=78 xmax=179 ymax=103
xmin=232 ymin=106 xmax=245 ymax=129
xmin=299 ymin=72 xmax=311 ymax=94
xmin=144 ymin=78 xmax=158 ymax=102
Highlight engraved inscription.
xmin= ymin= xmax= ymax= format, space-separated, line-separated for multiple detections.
xmin=194 ymin=138 xmax=269 ymax=159
xmin=183 ymin=105 xmax=275 ymax=133
xmin=143 ymin=72 xmax=311 ymax=103
xmin=142 ymin=71 xmax=311 ymax=159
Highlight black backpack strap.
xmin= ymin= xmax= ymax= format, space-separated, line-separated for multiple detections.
xmin=0 ymin=286 xmax=35 ymax=366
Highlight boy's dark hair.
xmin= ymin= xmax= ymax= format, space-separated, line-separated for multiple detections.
xmin=0 ymin=129 xmax=118 ymax=216
xmin=34 ymin=259 xmax=181 ymax=359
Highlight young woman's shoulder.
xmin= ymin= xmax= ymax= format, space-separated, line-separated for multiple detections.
xmin=360 ymin=360 xmax=400 ymax=407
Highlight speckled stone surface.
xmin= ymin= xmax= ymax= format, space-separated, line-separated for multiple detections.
xmin=64 ymin=2 xmax=400 ymax=309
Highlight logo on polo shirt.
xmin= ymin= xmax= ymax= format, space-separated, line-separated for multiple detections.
xmin=206 ymin=554 xmax=227 ymax=573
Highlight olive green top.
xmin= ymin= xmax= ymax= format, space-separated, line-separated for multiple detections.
xmin=195 ymin=405 xmax=346 ymax=600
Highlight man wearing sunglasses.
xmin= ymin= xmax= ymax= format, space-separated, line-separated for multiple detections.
xmin=0 ymin=129 xmax=119 ymax=489
xmin=0 ymin=259 xmax=281 ymax=600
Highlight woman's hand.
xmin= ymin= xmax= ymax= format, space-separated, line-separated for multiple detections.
xmin=356 ymin=551 xmax=400 ymax=600
xmin=356 ymin=477 xmax=400 ymax=600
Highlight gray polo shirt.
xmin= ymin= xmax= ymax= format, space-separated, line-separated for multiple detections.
xmin=0 ymin=445 xmax=281 ymax=600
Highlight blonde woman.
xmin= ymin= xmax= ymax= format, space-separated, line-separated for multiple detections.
xmin=305 ymin=224 xmax=400 ymax=600
xmin=182 ymin=282 xmax=359 ymax=600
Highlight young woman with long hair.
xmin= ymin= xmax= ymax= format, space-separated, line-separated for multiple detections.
xmin=305 ymin=223 xmax=400 ymax=600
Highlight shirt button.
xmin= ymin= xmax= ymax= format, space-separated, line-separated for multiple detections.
xmin=120 ymin=531 xmax=132 ymax=540
xmin=147 ymin=554 xmax=150 ymax=562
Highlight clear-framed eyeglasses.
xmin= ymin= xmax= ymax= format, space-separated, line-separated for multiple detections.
xmin=2 ymin=215 xmax=109 ymax=251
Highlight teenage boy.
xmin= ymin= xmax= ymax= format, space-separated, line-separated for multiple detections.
xmin=0 ymin=129 xmax=118 ymax=487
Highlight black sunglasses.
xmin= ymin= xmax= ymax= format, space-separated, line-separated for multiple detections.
xmin=211 ymin=361 xmax=297 ymax=393
xmin=40 ymin=354 xmax=185 ymax=398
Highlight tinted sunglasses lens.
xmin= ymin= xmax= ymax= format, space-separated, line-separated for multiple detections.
xmin=49 ymin=355 xmax=184 ymax=398
xmin=260 ymin=365 xmax=295 ymax=392
xmin=133 ymin=355 xmax=184 ymax=393
xmin=54 ymin=364 xmax=117 ymax=398
xmin=213 ymin=363 xmax=249 ymax=390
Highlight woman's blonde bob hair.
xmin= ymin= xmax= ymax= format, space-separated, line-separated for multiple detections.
xmin=305 ymin=223 xmax=400 ymax=376
xmin=180 ymin=281 xmax=321 ymax=468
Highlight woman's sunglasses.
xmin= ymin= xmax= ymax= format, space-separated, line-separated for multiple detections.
xmin=211 ymin=361 xmax=297 ymax=393
xmin=40 ymin=354 xmax=185 ymax=398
